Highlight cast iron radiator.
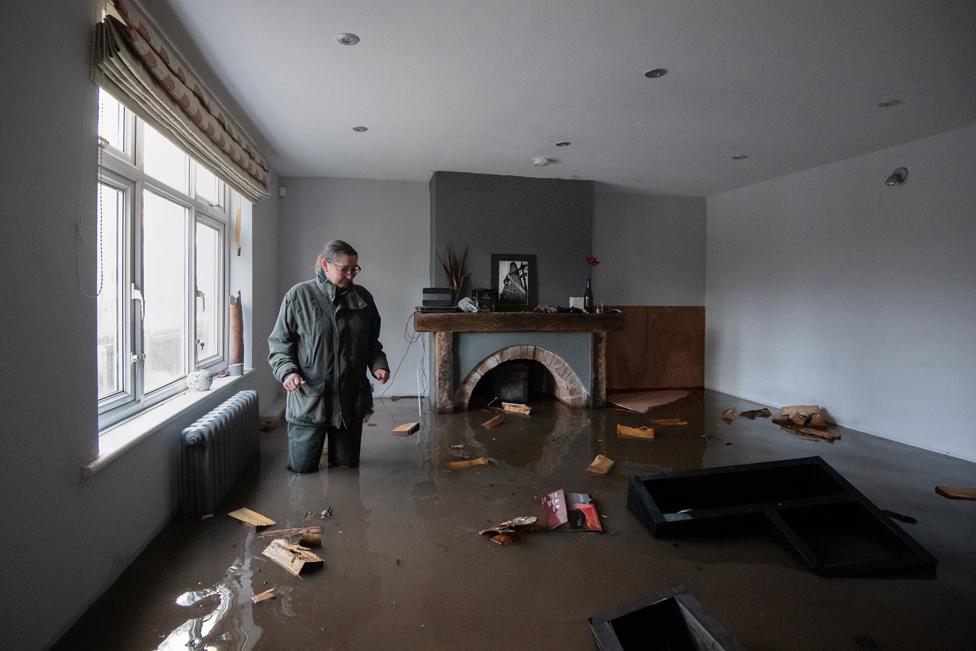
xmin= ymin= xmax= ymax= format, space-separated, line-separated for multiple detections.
xmin=179 ymin=390 xmax=259 ymax=518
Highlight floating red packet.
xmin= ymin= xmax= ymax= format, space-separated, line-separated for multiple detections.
xmin=542 ymin=489 xmax=603 ymax=532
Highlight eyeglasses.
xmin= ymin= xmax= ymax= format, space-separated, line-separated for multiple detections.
xmin=333 ymin=264 xmax=362 ymax=276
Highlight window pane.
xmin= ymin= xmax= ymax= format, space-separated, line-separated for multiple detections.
xmin=195 ymin=165 xmax=222 ymax=206
xmin=97 ymin=89 xmax=126 ymax=152
xmin=97 ymin=183 xmax=123 ymax=399
xmin=143 ymin=122 xmax=189 ymax=194
xmin=195 ymin=222 xmax=222 ymax=362
xmin=143 ymin=190 xmax=188 ymax=392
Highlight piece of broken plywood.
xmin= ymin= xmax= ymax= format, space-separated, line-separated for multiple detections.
xmin=392 ymin=422 xmax=420 ymax=436
xmin=257 ymin=525 xmax=321 ymax=540
xmin=649 ymin=418 xmax=688 ymax=426
xmin=482 ymin=414 xmax=505 ymax=429
xmin=262 ymin=538 xmax=324 ymax=576
xmin=252 ymin=588 xmax=276 ymax=604
xmin=798 ymin=427 xmax=841 ymax=442
xmin=935 ymin=486 xmax=976 ymax=501
xmin=587 ymin=454 xmax=615 ymax=475
xmin=445 ymin=457 xmax=490 ymax=471
xmin=616 ymin=424 xmax=655 ymax=440
xmin=502 ymin=402 xmax=532 ymax=416
xmin=721 ymin=407 xmax=735 ymax=422
xmin=228 ymin=508 xmax=275 ymax=528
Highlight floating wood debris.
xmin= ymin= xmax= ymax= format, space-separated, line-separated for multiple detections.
xmin=228 ymin=508 xmax=275 ymax=528
xmin=772 ymin=405 xmax=833 ymax=429
xmin=721 ymin=407 xmax=735 ymax=422
xmin=262 ymin=539 xmax=324 ymax=576
xmin=482 ymin=414 xmax=505 ymax=429
xmin=392 ymin=422 xmax=420 ymax=436
xmin=479 ymin=515 xmax=538 ymax=538
xmin=797 ymin=427 xmax=841 ymax=442
xmin=257 ymin=525 xmax=321 ymax=540
xmin=502 ymin=401 xmax=532 ymax=415
xmin=252 ymin=588 xmax=276 ymax=604
xmin=445 ymin=457 xmax=490 ymax=471
xmin=300 ymin=532 xmax=322 ymax=547
xmin=739 ymin=408 xmax=771 ymax=419
xmin=648 ymin=418 xmax=688 ymax=426
xmin=617 ymin=424 xmax=655 ymax=440
xmin=935 ymin=486 xmax=976 ymax=501
xmin=587 ymin=454 xmax=616 ymax=475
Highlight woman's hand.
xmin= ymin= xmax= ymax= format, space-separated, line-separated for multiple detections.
xmin=373 ymin=369 xmax=390 ymax=384
xmin=283 ymin=373 xmax=306 ymax=391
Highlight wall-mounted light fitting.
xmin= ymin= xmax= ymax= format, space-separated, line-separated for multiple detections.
xmin=885 ymin=167 xmax=908 ymax=186
xmin=337 ymin=33 xmax=360 ymax=46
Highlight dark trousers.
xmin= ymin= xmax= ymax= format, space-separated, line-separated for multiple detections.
xmin=287 ymin=421 xmax=364 ymax=473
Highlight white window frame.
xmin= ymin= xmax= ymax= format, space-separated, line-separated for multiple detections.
xmin=97 ymin=89 xmax=232 ymax=431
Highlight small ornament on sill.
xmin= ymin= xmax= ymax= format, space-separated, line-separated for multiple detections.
xmin=186 ymin=369 xmax=213 ymax=391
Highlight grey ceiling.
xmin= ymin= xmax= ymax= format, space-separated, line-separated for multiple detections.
xmin=164 ymin=0 xmax=976 ymax=196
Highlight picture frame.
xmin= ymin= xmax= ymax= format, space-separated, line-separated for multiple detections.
xmin=491 ymin=253 xmax=537 ymax=311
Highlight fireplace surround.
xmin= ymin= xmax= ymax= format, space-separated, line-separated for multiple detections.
xmin=414 ymin=312 xmax=623 ymax=412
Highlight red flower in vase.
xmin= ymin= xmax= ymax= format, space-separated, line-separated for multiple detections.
xmin=585 ymin=256 xmax=600 ymax=267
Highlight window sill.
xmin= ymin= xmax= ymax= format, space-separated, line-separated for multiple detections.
xmin=83 ymin=369 xmax=255 ymax=478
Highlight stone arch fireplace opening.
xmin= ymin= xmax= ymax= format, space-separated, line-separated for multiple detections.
xmin=468 ymin=359 xmax=556 ymax=409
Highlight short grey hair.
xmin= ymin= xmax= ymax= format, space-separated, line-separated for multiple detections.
xmin=315 ymin=239 xmax=358 ymax=269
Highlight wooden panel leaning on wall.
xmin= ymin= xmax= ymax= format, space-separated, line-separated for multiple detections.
xmin=606 ymin=307 xmax=704 ymax=390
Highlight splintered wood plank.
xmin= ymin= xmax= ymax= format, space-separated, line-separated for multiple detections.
xmin=502 ymin=402 xmax=532 ymax=415
xmin=616 ymin=424 xmax=655 ymax=440
xmin=445 ymin=457 xmax=490 ymax=471
xmin=935 ymin=486 xmax=976 ymax=501
xmin=798 ymin=427 xmax=841 ymax=442
xmin=482 ymin=414 xmax=505 ymax=429
xmin=262 ymin=539 xmax=324 ymax=576
xmin=721 ymin=407 xmax=735 ymax=422
xmin=587 ymin=454 xmax=615 ymax=475
xmin=649 ymin=418 xmax=688 ymax=426
xmin=392 ymin=422 xmax=420 ymax=436
xmin=257 ymin=525 xmax=321 ymax=540
xmin=252 ymin=588 xmax=276 ymax=604
xmin=228 ymin=508 xmax=276 ymax=527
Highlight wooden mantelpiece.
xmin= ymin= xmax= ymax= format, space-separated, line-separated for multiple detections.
xmin=413 ymin=311 xmax=623 ymax=333
xmin=414 ymin=311 xmax=622 ymax=412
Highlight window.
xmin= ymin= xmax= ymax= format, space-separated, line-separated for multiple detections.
xmin=96 ymin=88 xmax=245 ymax=429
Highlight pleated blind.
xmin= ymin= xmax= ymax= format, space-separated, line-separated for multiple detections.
xmin=91 ymin=0 xmax=272 ymax=201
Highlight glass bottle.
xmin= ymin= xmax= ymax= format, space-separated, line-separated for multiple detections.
xmin=583 ymin=278 xmax=594 ymax=312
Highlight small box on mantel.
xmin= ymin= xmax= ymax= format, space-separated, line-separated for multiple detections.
xmin=422 ymin=287 xmax=454 ymax=308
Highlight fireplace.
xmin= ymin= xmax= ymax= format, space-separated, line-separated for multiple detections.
xmin=414 ymin=312 xmax=623 ymax=412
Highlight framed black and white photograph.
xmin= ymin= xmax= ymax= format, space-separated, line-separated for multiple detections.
xmin=491 ymin=253 xmax=537 ymax=311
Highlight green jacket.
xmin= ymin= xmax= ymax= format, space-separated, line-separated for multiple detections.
xmin=268 ymin=268 xmax=388 ymax=427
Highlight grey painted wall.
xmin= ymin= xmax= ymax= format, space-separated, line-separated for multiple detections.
xmin=706 ymin=124 xmax=976 ymax=461
xmin=0 ymin=3 xmax=281 ymax=647
xmin=276 ymin=177 xmax=431 ymax=397
xmin=592 ymin=191 xmax=706 ymax=305
xmin=430 ymin=172 xmax=594 ymax=306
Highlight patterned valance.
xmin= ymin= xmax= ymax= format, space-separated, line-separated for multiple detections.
xmin=91 ymin=0 xmax=271 ymax=202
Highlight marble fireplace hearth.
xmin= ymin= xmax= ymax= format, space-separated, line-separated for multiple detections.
xmin=413 ymin=312 xmax=624 ymax=413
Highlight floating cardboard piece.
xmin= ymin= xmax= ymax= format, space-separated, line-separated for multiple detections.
xmin=617 ymin=424 xmax=655 ymax=440
xmin=482 ymin=414 xmax=505 ymax=429
xmin=262 ymin=539 xmax=324 ymax=576
xmin=587 ymin=454 xmax=616 ymax=475
xmin=257 ymin=525 xmax=321 ymax=540
xmin=773 ymin=405 xmax=834 ymax=428
xmin=445 ymin=456 xmax=490 ymax=471
xmin=502 ymin=402 xmax=532 ymax=416
xmin=542 ymin=489 xmax=603 ymax=532
xmin=649 ymin=418 xmax=688 ymax=426
xmin=935 ymin=486 xmax=976 ymax=501
xmin=721 ymin=407 xmax=735 ymax=422
xmin=392 ymin=422 xmax=420 ymax=436
xmin=228 ymin=508 xmax=275 ymax=528
xmin=251 ymin=588 xmax=276 ymax=604
xmin=798 ymin=427 xmax=841 ymax=442
xmin=479 ymin=515 xmax=538 ymax=538
xmin=607 ymin=389 xmax=690 ymax=413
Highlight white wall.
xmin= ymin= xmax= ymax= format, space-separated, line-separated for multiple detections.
xmin=0 ymin=3 xmax=281 ymax=648
xmin=276 ymin=177 xmax=431 ymax=397
xmin=706 ymin=124 xmax=976 ymax=461
xmin=593 ymin=191 xmax=706 ymax=305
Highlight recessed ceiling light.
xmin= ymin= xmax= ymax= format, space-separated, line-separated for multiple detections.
xmin=732 ymin=154 xmax=748 ymax=160
xmin=644 ymin=68 xmax=668 ymax=79
xmin=337 ymin=33 xmax=360 ymax=46
xmin=352 ymin=126 xmax=368 ymax=132
xmin=532 ymin=156 xmax=551 ymax=167
xmin=555 ymin=141 xmax=571 ymax=147
xmin=878 ymin=98 xmax=902 ymax=108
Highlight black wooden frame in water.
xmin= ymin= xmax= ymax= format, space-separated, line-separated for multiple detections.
xmin=627 ymin=456 xmax=937 ymax=576
xmin=588 ymin=586 xmax=744 ymax=651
